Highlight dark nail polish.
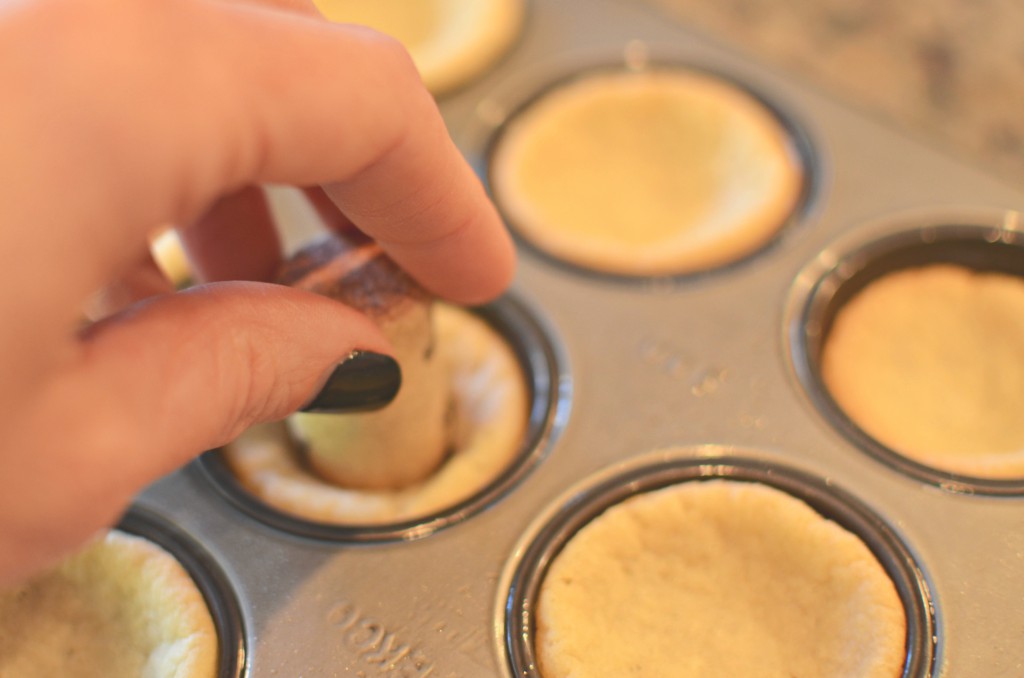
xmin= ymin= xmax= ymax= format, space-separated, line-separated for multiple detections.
xmin=300 ymin=351 xmax=402 ymax=413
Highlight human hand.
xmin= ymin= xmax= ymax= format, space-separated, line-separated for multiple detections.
xmin=0 ymin=0 xmax=515 ymax=585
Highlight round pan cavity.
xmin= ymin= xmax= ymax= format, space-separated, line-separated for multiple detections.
xmin=312 ymin=0 xmax=526 ymax=97
xmin=786 ymin=210 xmax=1024 ymax=495
xmin=195 ymin=294 xmax=570 ymax=543
xmin=499 ymin=450 xmax=936 ymax=678
xmin=483 ymin=54 xmax=819 ymax=282
xmin=117 ymin=506 xmax=247 ymax=678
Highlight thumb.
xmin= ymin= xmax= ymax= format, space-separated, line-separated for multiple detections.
xmin=77 ymin=281 xmax=395 ymax=479
xmin=0 ymin=281 xmax=392 ymax=584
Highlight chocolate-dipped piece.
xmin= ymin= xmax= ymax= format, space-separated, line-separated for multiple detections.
xmin=279 ymin=233 xmax=454 ymax=491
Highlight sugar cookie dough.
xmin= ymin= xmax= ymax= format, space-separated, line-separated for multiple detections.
xmin=313 ymin=0 xmax=524 ymax=94
xmin=489 ymin=69 xmax=803 ymax=276
xmin=822 ymin=264 xmax=1024 ymax=477
xmin=0 ymin=530 xmax=218 ymax=678
xmin=223 ymin=303 xmax=529 ymax=524
xmin=536 ymin=480 xmax=906 ymax=677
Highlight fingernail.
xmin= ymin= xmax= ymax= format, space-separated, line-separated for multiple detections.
xmin=300 ymin=351 xmax=401 ymax=413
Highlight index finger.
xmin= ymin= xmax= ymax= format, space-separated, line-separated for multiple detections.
xmin=203 ymin=1 xmax=517 ymax=303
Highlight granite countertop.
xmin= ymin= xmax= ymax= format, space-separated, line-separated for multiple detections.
xmin=649 ymin=0 xmax=1024 ymax=188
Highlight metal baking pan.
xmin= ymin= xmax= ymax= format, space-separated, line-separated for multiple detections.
xmin=134 ymin=0 xmax=1024 ymax=675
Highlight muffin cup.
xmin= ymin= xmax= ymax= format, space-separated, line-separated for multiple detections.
xmin=312 ymin=0 xmax=526 ymax=97
xmin=117 ymin=506 xmax=247 ymax=678
xmin=498 ymin=449 xmax=937 ymax=678
xmin=195 ymin=293 xmax=570 ymax=542
xmin=785 ymin=208 xmax=1024 ymax=494
xmin=482 ymin=50 xmax=820 ymax=281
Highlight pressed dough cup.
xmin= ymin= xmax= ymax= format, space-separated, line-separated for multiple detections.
xmin=488 ymin=67 xmax=805 ymax=277
xmin=786 ymin=216 xmax=1024 ymax=491
xmin=221 ymin=303 xmax=532 ymax=527
xmin=822 ymin=264 xmax=1024 ymax=478
xmin=206 ymin=230 xmax=566 ymax=539
xmin=312 ymin=0 xmax=524 ymax=95
xmin=534 ymin=481 xmax=906 ymax=677
xmin=0 ymin=530 xmax=219 ymax=678
xmin=501 ymin=453 xmax=936 ymax=678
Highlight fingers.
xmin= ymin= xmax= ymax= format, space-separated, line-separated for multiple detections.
xmin=224 ymin=0 xmax=321 ymax=16
xmin=200 ymin=0 xmax=516 ymax=302
xmin=0 ymin=280 xmax=392 ymax=584
xmin=0 ymin=0 xmax=514 ymax=317
xmin=303 ymin=186 xmax=361 ymax=237
xmin=319 ymin=141 xmax=517 ymax=305
xmin=0 ymin=0 xmax=518 ymax=583
xmin=83 ymin=249 xmax=175 ymax=321
xmin=79 ymin=280 xmax=392 ymax=470
xmin=180 ymin=185 xmax=283 ymax=283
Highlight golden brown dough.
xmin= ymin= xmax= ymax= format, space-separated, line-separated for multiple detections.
xmin=490 ymin=69 xmax=803 ymax=276
xmin=822 ymin=264 xmax=1024 ymax=477
xmin=312 ymin=0 xmax=524 ymax=95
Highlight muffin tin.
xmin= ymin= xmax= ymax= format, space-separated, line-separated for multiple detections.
xmin=116 ymin=508 xmax=247 ymax=678
xmin=131 ymin=0 xmax=1024 ymax=675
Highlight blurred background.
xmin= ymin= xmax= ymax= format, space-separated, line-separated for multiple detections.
xmin=649 ymin=0 xmax=1024 ymax=187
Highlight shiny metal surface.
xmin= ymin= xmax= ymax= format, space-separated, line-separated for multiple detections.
xmin=137 ymin=0 xmax=1024 ymax=675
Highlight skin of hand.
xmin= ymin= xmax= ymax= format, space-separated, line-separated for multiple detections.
xmin=0 ymin=0 xmax=515 ymax=586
